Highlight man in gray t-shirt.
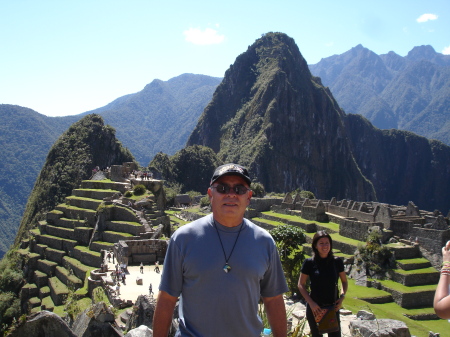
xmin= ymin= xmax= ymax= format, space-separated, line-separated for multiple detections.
xmin=153 ymin=164 xmax=288 ymax=337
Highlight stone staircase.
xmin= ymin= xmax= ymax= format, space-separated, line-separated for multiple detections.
xmin=250 ymin=210 xmax=440 ymax=319
xmin=19 ymin=179 xmax=149 ymax=312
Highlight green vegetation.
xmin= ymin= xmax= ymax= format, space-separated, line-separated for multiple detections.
xmin=133 ymin=184 xmax=146 ymax=196
xmin=250 ymin=182 xmax=266 ymax=198
xmin=149 ymin=145 xmax=218 ymax=194
xmin=270 ymin=225 xmax=306 ymax=295
xmin=356 ymin=230 xmax=394 ymax=276
xmin=344 ymin=279 xmax=447 ymax=337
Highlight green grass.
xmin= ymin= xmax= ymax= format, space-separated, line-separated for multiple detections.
xmin=49 ymin=277 xmax=69 ymax=295
xmin=262 ymin=211 xmax=315 ymax=223
xmin=94 ymin=241 xmax=115 ymax=246
xmin=53 ymin=304 xmax=65 ymax=317
xmin=377 ymin=279 xmax=436 ymax=293
xmin=76 ymin=188 xmax=120 ymax=193
xmin=41 ymin=296 xmax=55 ymax=310
xmin=104 ymin=230 xmax=134 ymax=237
xmin=393 ymin=267 xmax=439 ymax=275
xmin=397 ymin=258 xmax=431 ymax=264
xmin=344 ymin=279 xmax=446 ymax=337
xmin=252 ymin=217 xmax=284 ymax=227
xmin=58 ymin=203 xmax=96 ymax=213
xmin=110 ymin=220 xmax=142 ymax=226
xmin=75 ymin=245 xmax=101 ymax=257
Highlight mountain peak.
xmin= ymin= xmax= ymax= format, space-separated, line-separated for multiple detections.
xmin=187 ymin=33 xmax=376 ymax=200
xmin=406 ymin=45 xmax=437 ymax=61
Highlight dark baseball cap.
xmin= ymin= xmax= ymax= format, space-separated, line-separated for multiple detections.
xmin=210 ymin=163 xmax=251 ymax=186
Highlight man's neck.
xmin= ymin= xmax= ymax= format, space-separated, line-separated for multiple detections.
xmin=213 ymin=215 xmax=244 ymax=228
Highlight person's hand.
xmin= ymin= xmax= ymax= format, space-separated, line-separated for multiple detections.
xmin=335 ymin=295 xmax=345 ymax=311
xmin=310 ymin=301 xmax=323 ymax=320
xmin=442 ymin=240 xmax=450 ymax=262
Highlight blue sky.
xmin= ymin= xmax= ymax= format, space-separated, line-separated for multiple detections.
xmin=1 ymin=0 xmax=449 ymax=117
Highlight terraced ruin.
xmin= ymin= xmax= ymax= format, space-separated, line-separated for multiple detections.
xmin=18 ymin=168 xmax=169 ymax=314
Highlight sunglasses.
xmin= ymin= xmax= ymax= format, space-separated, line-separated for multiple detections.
xmin=210 ymin=184 xmax=250 ymax=195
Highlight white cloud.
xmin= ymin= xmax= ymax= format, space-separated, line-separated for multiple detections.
xmin=416 ymin=14 xmax=438 ymax=23
xmin=442 ymin=45 xmax=450 ymax=55
xmin=183 ymin=27 xmax=225 ymax=45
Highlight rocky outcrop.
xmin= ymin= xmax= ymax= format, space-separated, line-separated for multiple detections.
xmin=125 ymin=295 xmax=156 ymax=331
xmin=6 ymin=310 xmax=77 ymax=337
xmin=349 ymin=310 xmax=411 ymax=337
xmin=72 ymin=302 xmax=123 ymax=337
xmin=126 ymin=295 xmax=178 ymax=337
xmin=349 ymin=319 xmax=411 ymax=337
xmin=124 ymin=325 xmax=153 ymax=337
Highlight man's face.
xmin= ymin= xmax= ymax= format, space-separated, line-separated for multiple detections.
xmin=207 ymin=175 xmax=252 ymax=227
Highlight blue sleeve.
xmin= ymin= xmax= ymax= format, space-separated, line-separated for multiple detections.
xmin=159 ymin=237 xmax=183 ymax=297
xmin=260 ymin=244 xmax=289 ymax=298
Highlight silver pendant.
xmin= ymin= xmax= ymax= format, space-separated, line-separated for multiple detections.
xmin=223 ymin=263 xmax=231 ymax=273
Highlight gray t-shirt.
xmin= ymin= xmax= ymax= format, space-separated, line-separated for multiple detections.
xmin=159 ymin=214 xmax=288 ymax=337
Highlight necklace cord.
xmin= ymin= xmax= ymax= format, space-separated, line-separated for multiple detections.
xmin=214 ymin=221 xmax=243 ymax=265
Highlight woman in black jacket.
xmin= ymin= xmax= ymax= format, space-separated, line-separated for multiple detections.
xmin=298 ymin=231 xmax=348 ymax=336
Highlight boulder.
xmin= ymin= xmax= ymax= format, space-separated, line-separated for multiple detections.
xmin=7 ymin=310 xmax=76 ymax=337
xmin=124 ymin=325 xmax=153 ymax=337
xmin=72 ymin=302 xmax=123 ymax=337
xmin=126 ymin=295 xmax=178 ymax=336
xmin=349 ymin=319 xmax=411 ymax=337
xmin=357 ymin=310 xmax=376 ymax=320
xmin=126 ymin=295 xmax=156 ymax=331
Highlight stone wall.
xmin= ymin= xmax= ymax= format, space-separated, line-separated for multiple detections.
xmin=339 ymin=219 xmax=384 ymax=242
xmin=390 ymin=219 xmax=450 ymax=257
xmin=114 ymin=239 xmax=168 ymax=265
xmin=249 ymin=197 xmax=283 ymax=212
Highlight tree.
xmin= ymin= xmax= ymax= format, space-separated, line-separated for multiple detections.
xmin=270 ymin=225 xmax=306 ymax=295
xmin=171 ymin=145 xmax=218 ymax=193
xmin=250 ymin=182 xmax=265 ymax=198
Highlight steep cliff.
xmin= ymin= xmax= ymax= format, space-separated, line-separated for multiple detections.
xmin=345 ymin=113 xmax=450 ymax=212
xmin=188 ymin=32 xmax=377 ymax=201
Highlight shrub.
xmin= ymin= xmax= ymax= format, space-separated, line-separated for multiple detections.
xmin=200 ymin=196 xmax=210 ymax=208
xmin=356 ymin=230 xmax=393 ymax=277
xmin=124 ymin=191 xmax=133 ymax=198
xmin=133 ymin=184 xmax=146 ymax=196
xmin=270 ymin=225 xmax=306 ymax=295
xmin=164 ymin=183 xmax=182 ymax=207
xmin=299 ymin=190 xmax=315 ymax=199
xmin=186 ymin=190 xmax=201 ymax=200
xmin=250 ymin=182 xmax=265 ymax=198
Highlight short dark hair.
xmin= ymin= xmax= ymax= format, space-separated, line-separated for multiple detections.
xmin=311 ymin=230 xmax=333 ymax=260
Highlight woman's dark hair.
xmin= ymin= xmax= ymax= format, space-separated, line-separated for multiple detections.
xmin=311 ymin=230 xmax=334 ymax=260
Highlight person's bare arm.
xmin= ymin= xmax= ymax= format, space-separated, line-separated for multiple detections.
xmin=262 ymin=294 xmax=287 ymax=337
xmin=335 ymin=271 xmax=348 ymax=310
xmin=298 ymin=273 xmax=320 ymax=314
xmin=153 ymin=290 xmax=178 ymax=337
xmin=434 ymin=241 xmax=450 ymax=319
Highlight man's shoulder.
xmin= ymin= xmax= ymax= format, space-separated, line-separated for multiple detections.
xmin=172 ymin=214 xmax=212 ymax=236
xmin=244 ymin=218 xmax=275 ymax=240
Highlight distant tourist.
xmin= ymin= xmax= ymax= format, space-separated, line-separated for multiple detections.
xmin=140 ymin=262 xmax=144 ymax=274
xmin=149 ymin=283 xmax=153 ymax=295
xmin=154 ymin=261 xmax=160 ymax=273
xmin=298 ymin=230 xmax=348 ymax=337
xmin=434 ymin=240 xmax=450 ymax=319
xmin=116 ymin=283 xmax=120 ymax=296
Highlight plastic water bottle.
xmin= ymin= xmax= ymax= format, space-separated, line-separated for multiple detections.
xmin=262 ymin=328 xmax=272 ymax=336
